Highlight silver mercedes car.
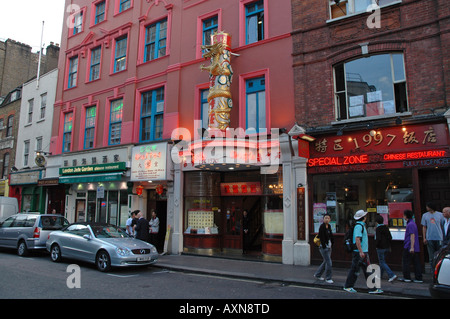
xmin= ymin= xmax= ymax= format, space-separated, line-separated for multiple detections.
xmin=46 ymin=223 xmax=158 ymax=272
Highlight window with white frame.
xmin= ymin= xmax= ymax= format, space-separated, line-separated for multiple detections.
xmin=27 ymin=99 xmax=34 ymax=124
xmin=334 ymin=53 xmax=408 ymax=120
xmin=36 ymin=136 xmax=42 ymax=154
xmin=24 ymin=140 xmax=30 ymax=167
xmin=40 ymin=93 xmax=47 ymax=119
xmin=329 ymin=0 xmax=399 ymax=19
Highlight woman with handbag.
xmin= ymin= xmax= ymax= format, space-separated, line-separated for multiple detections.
xmin=314 ymin=213 xmax=334 ymax=283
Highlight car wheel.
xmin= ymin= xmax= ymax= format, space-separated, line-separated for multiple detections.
xmin=50 ymin=244 xmax=62 ymax=262
xmin=96 ymin=250 xmax=111 ymax=272
xmin=17 ymin=240 xmax=29 ymax=257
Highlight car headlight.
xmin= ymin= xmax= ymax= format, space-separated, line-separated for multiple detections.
xmin=150 ymin=246 xmax=157 ymax=254
xmin=115 ymin=247 xmax=132 ymax=257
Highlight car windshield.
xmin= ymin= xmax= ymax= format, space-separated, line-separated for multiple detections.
xmin=91 ymin=225 xmax=129 ymax=238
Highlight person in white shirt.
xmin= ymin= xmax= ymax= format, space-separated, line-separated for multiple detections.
xmin=149 ymin=209 xmax=160 ymax=248
xmin=126 ymin=211 xmax=137 ymax=237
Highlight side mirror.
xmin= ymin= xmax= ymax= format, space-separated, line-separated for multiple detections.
xmin=83 ymin=234 xmax=91 ymax=240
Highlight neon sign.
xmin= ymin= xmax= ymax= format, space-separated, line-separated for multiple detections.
xmin=383 ymin=150 xmax=446 ymax=161
xmin=308 ymin=155 xmax=369 ymax=167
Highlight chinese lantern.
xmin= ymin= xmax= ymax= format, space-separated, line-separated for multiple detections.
xmin=156 ymin=184 xmax=164 ymax=195
xmin=136 ymin=185 xmax=144 ymax=196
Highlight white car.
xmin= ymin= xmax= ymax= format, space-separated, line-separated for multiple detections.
xmin=430 ymin=244 xmax=450 ymax=298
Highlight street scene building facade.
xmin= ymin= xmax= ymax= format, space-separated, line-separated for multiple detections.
xmin=0 ymin=0 xmax=448 ymax=270
xmin=292 ymin=0 xmax=450 ymax=268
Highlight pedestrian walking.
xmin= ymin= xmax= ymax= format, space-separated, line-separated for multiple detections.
xmin=343 ymin=210 xmax=383 ymax=294
xmin=314 ymin=213 xmax=334 ymax=283
xmin=400 ymin=209 xmax=423 ymax=283
xmin=421 ymin=202 xmax=444 ymax=263
xmin=149 ymin=209 xmax=160 ymax=247
xmin=374 ymin=214 xmax=396 ymax=282
xmin=242 ymin=210 xmax=250 ymax=254
xmin=135 ymin=211 xmax=149 ymax=242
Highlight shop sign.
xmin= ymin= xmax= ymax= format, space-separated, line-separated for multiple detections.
xmin=59 ymin=162 xmax=126 ymax=176
xmin=220 ymin=182 xmax=262 ymax=196
xmin=10 ymin=170 xmax=42 ymax=185
xmin=307 ymin=123 xmax=450 ymax=172
xmin=130 ymin=143 xmax=169 ymax=181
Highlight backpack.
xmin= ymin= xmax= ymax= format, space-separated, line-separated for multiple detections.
xmin=344 ymin=222 xmax=364 ymax=253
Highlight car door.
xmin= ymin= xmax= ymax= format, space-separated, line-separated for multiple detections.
xmin=65 ymin=224 xmax=95 ymax=262
xmin=0 ymin=216 xmax=16 ymax=247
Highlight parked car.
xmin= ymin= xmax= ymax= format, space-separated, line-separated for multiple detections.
xmin=430 ymin=243 xmax=450 ymax=298
xmin=0 ymin=213 xmax=69 ymax=256
xmin=46 ymin=222 xmax=158 ymax=272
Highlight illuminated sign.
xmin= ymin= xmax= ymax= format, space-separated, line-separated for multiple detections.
xmin=130 ymin=143 xmax=169 ymax=181
xmin=308 ymin=155 xmax=369 ymax=167
xmin=220 ymin=182 xmax=262 ymax=196
xmin=383 ymin=150 xmax=446 ymax=161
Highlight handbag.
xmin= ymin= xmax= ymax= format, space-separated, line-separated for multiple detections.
xmin=313 ymin=234 xmax=321 ymax=247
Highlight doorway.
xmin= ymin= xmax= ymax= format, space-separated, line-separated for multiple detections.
xmin=222 ymin=196 xmax=262 ymax=254
xmin=147 ymin=189 xmax=167 ymax=252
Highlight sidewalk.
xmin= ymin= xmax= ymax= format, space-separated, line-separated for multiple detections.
xmin=153 ymin=253 xmax=432 ymax=298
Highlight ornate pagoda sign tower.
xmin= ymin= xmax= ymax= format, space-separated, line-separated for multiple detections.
xmin=200 ymin=31 xmax=234 ymax=131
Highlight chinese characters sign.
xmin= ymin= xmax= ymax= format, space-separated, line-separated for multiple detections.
xmin=130 ymin=143 xmax=168 ymax=181
xmin=307 ymin=123 xmax=450 ymax=172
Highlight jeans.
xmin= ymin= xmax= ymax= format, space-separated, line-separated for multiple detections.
xmin=314 ymin=247 xmax=332 ymax=280
xmin=426 ymin=240 xmax=442 ymax=264
xmin=344 ymin=251 xmax=374 ymax=290
xmin=376 ymin=248 xmax=395 ymax=279
xmin=402 ymin=249 xmax=422 ymax=281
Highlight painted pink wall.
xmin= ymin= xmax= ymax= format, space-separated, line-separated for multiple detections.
xmin=52 ymin=0 xmax=295 ymax=155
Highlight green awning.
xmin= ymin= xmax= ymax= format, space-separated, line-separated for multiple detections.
xmin=59 ymin=172 xmax=123 ymax=184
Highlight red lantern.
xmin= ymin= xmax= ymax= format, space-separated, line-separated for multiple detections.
xmin=156 ymin=184 xmax=164 ymax=195
xmin=136 ymin=185 xmax=144 ymax=196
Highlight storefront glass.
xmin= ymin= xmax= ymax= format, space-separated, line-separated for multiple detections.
xmin=312 ymin=170 xmax=413 ymax=235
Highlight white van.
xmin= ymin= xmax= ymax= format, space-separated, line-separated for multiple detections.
xmin=0 ymin=197 xmax=19 ymax=221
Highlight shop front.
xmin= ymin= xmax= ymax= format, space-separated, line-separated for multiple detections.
xmin=307 ymin=121 xmax=450 ymax=269
xmin=9 ymin=169 xmax=45 ymax=213
xmin=58 ymin=148 xmax=131 ymax=225
xmin=130 ymin=142 xmax=172 ymax=251
xmin=178 ymin=136 xmax=284 ymax=261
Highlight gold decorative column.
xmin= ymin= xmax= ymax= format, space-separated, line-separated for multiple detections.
xmin=200 ymin=32 xmax=233 ymax=131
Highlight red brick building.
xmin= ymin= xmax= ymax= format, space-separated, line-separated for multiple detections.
xmin=292 ymin=0 xmax=450 ymax=268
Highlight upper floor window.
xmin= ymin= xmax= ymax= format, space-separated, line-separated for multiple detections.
xmin=144 ymin=19 xmax=167 ymax=62
xmin=245 ymin=0 xmax=264 ymax=44
xmin=246 ymin=76 xmax=266 ymax=133
xmin=23 ymin=140 xmax=30 ymax=167
xmin=140 ymin=87 xmax=164 ymax=142
xmin=40 ymin=93 xmax=47 ymax=120
xmin=329 ymin=0 xmax=398 ymax=19
xmin=73 ymin=11 xmax=83 ymax=35
xmin=90 ymin=46 xmax=102 ymax=81
xmin=109 ymin=99 xmax=123 ymax=145
xmin=68 ymin=56 xmax=78 ymax=88
xmin=2 ymin=153 xmax=9 ymax=179
xmin=203 ymin=16 xmax=218 ymax=47
xmin=95 ymin=1 xmax=106 ymax=24
xmin=200 ymin=89 xmax=209 ymax=130
xmin=119 ymin=0 xmax=131 ymax=12
xmin=114 ymin=37 xmax=127 ymax=73
xmin=6 ymin=115 xmax=13 ymax=137
xmin=84 ymin=106 xmax=96 ymax=149
xmin=27 ymin=99 xmax=34 ymax=124
xmin=334 ymin=53 xmax=407 ymax=120
xmin=62 ymin=112 xmax=73 ymax=153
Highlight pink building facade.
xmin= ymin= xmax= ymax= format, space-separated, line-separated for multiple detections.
xmin=49 ymin=0 xmax=301 ymax=262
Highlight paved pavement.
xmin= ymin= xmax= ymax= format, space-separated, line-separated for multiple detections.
xmin=153 ymin=253 xmax=432 ymax=298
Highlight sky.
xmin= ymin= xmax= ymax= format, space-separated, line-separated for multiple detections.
xmin=0 ymin=0 xmax=66 ymax=52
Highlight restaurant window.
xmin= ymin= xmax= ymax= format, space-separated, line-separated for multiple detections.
xmin=334 ymin=53 xmax=407 ymax=120
xmin=312 ymin=170 xmax=413 ymax=235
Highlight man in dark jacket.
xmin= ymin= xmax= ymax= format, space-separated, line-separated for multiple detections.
xmin=375 ymin=214 xmax=396 ymax=282
xmin=135 ymin=211 xmax=149 ymax=242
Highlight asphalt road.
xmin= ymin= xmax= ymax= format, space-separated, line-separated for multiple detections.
xmin=0 ymin=248 xmax=408 ymax=301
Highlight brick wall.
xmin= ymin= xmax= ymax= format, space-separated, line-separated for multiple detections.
xmin=292 ymin=0 xmax=449 ymax=128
